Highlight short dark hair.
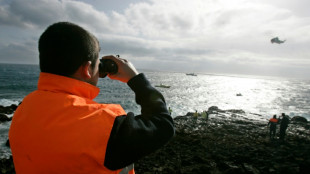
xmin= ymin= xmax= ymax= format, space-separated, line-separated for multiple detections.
xmin=38 ymin=22 xmax=99 ymax=76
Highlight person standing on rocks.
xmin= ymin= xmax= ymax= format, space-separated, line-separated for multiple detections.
xmin=268 ymin=115 xmax=278 ymax=139
xmin=279 ymin=113 xmax=290 ymax=141
xmin=169 ymin=107 xmax=173 ymax=115
xmin=201 ymin=110 xmax=209 ymax=120
xmin=193 ymin=110 xmax=199 ymax=118
xmin=9 ymin=22 xmax=174 ymax=174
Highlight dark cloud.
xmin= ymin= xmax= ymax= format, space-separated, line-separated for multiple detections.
xmin=0 ymin=41 xmax=38 ymax=64
xmin=0 ymin=0 xmax=110 ymax=31
xmin=0 ymin=0 xmax=64 ymax=28
xmin=98 ymin=35 xmax=214 ymax=63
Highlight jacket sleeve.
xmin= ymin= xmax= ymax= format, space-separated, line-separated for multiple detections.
xmin=104 ymin=73 xmax=175 ymax=170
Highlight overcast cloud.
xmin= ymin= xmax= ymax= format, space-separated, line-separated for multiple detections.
xmin=0 ymin=0 xmax=310 ymax=79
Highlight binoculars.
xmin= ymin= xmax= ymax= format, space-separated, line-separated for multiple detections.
xmin=99 ymin=55 xmax=120 ymax=78
xmin=99 ymin=58 xmax=118 ymax=78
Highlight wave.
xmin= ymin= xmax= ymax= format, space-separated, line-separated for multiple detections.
xmin=0 ymin=99 xmax=20 ymax=107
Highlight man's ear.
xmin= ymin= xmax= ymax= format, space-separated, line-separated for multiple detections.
xmin=82 ymin=61 xmax=92 ymax=79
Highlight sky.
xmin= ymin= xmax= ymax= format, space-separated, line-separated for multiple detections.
xmin=0 ymin=0 xmax=310 ymax=79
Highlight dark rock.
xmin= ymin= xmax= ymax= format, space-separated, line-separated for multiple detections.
xmin=6 ymin=139 xmax=10 ymax=148
xmin=135 ymin=107 xmax=310 ymax=174
xmin=208 ymin=106 xmax=221 ymax=113
xmin=186 ymin=112 xmax=194 ymax=116
xmin=300 ymin=159 xmax=310 ymax=173
xmin=0 ymin=104 xmax=18 ymax=114
xmin=226 ymin=109 xmax=245 ymax=114
xmin=243 ymin=163 xmax=260 ymax=174
xmin=0 ymin=156 xmax=15 ymax=174
xmin=0 ymin=113 xmax=11 ymax=122
xmin=291 ymin=116 xmax=308 ymax=123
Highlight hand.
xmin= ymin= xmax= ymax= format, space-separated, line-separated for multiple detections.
xmin=101 ymin=55 xmax=139 ymax=83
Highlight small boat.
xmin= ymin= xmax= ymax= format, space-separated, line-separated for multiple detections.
xmin=155 ymin=84 xmax=171 ymax=88
xmin=186 ymin=73 xmax=197 ymax=76
xmin=236 ymin=93 xmax=242 ymax=96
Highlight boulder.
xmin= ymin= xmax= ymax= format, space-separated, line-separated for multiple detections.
xmin=291 ymin=116 xmax=308 ymax=123
xmin=5 ymin=139 xmax=10 ymax=148
xmin=0 ymin=104 xmax=18 ymax=114
xmin=185 ymin=112 xmax=194 ymax=116
xmin=0 ymin=113 xmax=11 ymax=122
xmin=0 ymin=156 xmax=15 ymax=174
xmin=207 ymin=106 xmax=222 ymax=114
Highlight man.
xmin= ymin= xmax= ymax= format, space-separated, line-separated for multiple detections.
xmin=193 ymin=110 xmax=199 ymax=118
xmin=9 ymin=22 xmax=174 ymax=173
xmin=279 ymin=113 xmax=289 ymax=141
xmin=267 ymin=115 xmax=278 ymax=139
xmin=201 ymin=110 xmax=209 ymax=120
xmin=168 ymin=107 xmax=172 ymax=115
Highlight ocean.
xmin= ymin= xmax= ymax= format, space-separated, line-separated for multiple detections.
xmin=1 ymin=63 xmax=310 ymax=120
xmin=1 ymin=63 xmax=310 ymax=158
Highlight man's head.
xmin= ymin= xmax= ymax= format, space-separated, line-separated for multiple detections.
xmin=38 ymin=22 xmax=100 ymax=85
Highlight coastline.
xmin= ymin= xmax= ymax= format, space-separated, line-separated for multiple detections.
xmin=135 ymin=108 xmax=310 ymax=174
xmin=1 ymin=105 xmax=309 ymax=173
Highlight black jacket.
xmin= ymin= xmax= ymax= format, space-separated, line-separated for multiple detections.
xmin=104 ymin=73 xmax=175 ymax=170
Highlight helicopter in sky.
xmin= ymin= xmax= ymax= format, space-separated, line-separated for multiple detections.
xmin=271 ymin=37 xmax=286 ymax=44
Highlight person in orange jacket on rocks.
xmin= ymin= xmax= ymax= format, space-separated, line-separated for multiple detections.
xmin=9 ymin=22 xmax=175 ymax=174
xmin=267 ymin=115 xmax=278 ymax=140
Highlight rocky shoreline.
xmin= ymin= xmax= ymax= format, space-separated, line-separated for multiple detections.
xmin=1 ymin=105 xmax=310 ymax=174
xmin=135 ymin=107 xmax=310 ymax=174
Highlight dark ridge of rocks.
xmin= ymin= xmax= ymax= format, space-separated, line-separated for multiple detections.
xmin=0 ymin=104 xmax=18 ymax=115
xmin=291 ymin=116 xmax=308 ymax=123
xmin=5 ymin=139 xmax=10 ymax=148
xmin=135 ymin=109 xmax=310 ymax=174
xmin=0 ymin=104 xmax=19 ymax=123
xmin=0 ymin=157 xmax=14 ymax=174
xmin=0 ymin=114 xmax=11 ymax=122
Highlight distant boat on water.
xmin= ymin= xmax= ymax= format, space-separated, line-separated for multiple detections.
xmin=155 ymin=84 xmax=171 ymax=88
xmin=186 ymin=73 xmax=197 ymax=76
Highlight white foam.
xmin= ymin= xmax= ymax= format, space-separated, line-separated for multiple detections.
xmin=0 ymin=99 xmax=19 ymax=107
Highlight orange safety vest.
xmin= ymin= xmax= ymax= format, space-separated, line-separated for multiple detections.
xmin=9 ymin=72 xmax=135 ymax=174
xmin=269 ymin=118 xmax=278 ymax=123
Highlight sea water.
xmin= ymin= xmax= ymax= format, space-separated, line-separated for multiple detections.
xmin=1 ymin=63 xmax=310 ymax=120
xmin=1 ymin=63 xmax=310 ymax=158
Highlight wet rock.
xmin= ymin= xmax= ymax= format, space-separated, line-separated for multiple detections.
xmin=226 ymin=109 xmax=245 ymax=114
xmin=0 ymin=104 xmax=18 ymax=115
xmin=0 ymin=113 xmax=11 ymax=122
xmin=243 ymin=163 xmax=260 ymax=174
xmin=207 ymin=106 xmax=222 ymax=113
xmin=185 ymin=112 xmax=194 ymax=116
xmin=0 ymin=156 xmax=15 ymax=174
xmin=135 ymin=107 xmax=310 ymax=174
xmin=5 ymin=139 xmax=10 ymax=148
xmin=291 ymin=116 xmax=308 ymax=123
